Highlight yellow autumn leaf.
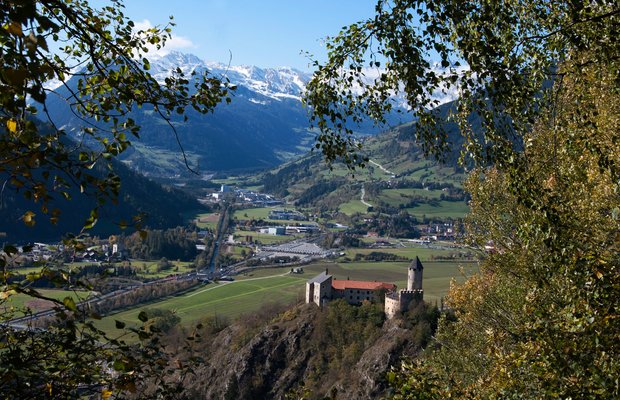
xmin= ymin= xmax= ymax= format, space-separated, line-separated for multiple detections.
xmin=6 ymin=119 xmax=17 ymax=133
xmin=22 ymin=211 xmax=36 ymax=227
xmin=101 ymin=389 xmax=113 ymax=399
xmin=0 ymin=290 xmax=16 ymax=300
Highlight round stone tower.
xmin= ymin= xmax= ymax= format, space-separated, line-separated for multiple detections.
xmin=407 ymin=256 xmax=424 ymax=290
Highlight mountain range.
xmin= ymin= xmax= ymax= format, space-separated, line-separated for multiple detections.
xmin=44 ymin=51 xmax=457 ymax=177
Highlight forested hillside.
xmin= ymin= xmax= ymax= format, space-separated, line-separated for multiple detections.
xmin=0 ymin=135 xmax=203 ymax=242
xmin=256 ymin=108 xmax=468 ymax=222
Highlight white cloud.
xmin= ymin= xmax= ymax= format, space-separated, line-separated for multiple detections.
xmin=134 ymin=19 xmax=196 ymax=56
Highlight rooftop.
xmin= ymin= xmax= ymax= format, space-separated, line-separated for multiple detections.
xmin=332 ymin=280 xmax=396 ymax=291
xmin=307 ymin=271 xmax=332 ymax=284
xmin=410 ymin=256 xmax=424 ymax=271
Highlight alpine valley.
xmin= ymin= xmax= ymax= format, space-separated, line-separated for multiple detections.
xmin=43 ymin=51 xmax=457 ymax=178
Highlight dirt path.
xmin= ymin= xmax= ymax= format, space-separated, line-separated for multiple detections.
xmin=369 ymin=159 xmax=395 ymax=177
xmin=360 ymin=183 xmax=373 ymax=207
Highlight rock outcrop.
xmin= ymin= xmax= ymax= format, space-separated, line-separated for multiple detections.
xmin=185 ymin=303 xmax=422 ymax=399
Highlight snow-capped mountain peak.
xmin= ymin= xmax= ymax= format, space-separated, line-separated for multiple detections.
xmin=148 ymin=51 xmax=312 ymax=102
xmin=146 ymin=51 xmax=459 ymax=107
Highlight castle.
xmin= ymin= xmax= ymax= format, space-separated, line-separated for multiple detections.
xmin=305 ymin=256 xmax=424 ymax=318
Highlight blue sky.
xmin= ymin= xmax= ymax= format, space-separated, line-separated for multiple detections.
xmin=113 ymin=0 xmax=378 ymax=70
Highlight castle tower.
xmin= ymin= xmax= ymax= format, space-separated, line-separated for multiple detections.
xmin=407 ymin=256 xmax=424 ymax=290
xmin=386 ymin=256 xmax=424 ymax=318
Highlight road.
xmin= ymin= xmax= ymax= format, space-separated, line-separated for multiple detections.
xmin=369 ymin=159 xmax=396 ymax=177
xmin=208 ymin=203 xmax=231 ymax=274
xmin=360 ymin=183 xmax=373 ymax=207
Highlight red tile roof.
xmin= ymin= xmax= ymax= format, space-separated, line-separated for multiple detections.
xmin=332 ymin=280 xmax=396 ymax=291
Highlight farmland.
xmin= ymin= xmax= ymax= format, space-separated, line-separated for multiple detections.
xmin=342 ymin=245 xmax=477 ymax=261
xmin=95 ymin=258 xmax=478 ymax=332
xmin=1 ymin=289 xmax=91 ymax=315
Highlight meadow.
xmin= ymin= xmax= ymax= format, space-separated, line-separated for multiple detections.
xmin=193 ymin=212 xmax=220 ymax=230
xmin=405 ymin=201 xmax=470 ymax=219
xmin=233 ymin=207 xmax=315 ymax=225
xmin=343 ymin=246 xmax=477 ymax=261
xmin=338 ymin=200 xmax=371 ymax=215
xmin=95 ymin=258 xmax=478 ymax=331
xmin=232 ymin=230 xmax=298 ymax=245
xmin=1 ymin=289 xmax=91 ymax=315
xmin=95 ymin=273 xmax=307 ymax=332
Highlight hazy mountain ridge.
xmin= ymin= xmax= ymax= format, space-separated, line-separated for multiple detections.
xmin=43 ymin=51 xmax=458 ymax=176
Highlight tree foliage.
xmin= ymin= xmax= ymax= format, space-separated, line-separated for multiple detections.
xmin=306 ymin=0 xmax=620 ymax=397
xmin=305 ymin=0 xmax=619 ymax=169
xmin=1 ymin=0 xmax=232 ymax=228
xmin=1 ymin=1 xmax=232 ymax=397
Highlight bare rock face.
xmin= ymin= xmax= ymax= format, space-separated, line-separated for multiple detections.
xmin=189 ymin=306 xmax=318 ymax=399
xmin=329 ymin=319 xmax=416 ymax=399
xmin=184 ymin=302 xmax=421 ymax=399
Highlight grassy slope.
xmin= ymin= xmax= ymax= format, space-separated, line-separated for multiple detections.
xmin=248 ymin=127 xmax=468 ymax=220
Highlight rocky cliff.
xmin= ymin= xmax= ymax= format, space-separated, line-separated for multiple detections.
xmin=183 ymin=301 xmax=429 ymax=399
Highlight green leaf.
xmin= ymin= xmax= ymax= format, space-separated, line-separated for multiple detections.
xmin=63 ymin=296 xmax=77 ymax=312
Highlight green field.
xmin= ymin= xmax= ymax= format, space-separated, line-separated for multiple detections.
xmin=131 ymin=260 xmax=195 ymax=278
xmin=234 ymin=207 xmax=313 ymax=225
xmin=339 ymin=200 xmax=371 ymax=215
xmin=7 ymin=266 xmax=44 ymax=275
xmin=233 ymin=207 xmax=271 ymax=220
xmin=95 ymin=259 xmax=478 ymax=332
xmin=343 ymin=246 xmax=476 ymax=261
xmin=377 ymin=188 xmax=443 ymax=206
xmin=194 ymin=212 xmax=219 ymax=230
xmin=1 ymin=289 xmax=91 ymax=315
xmin=406 ymin=201 xmax=469 ymax=218
xmin=95 ymin=274 xmax=307 ymax=332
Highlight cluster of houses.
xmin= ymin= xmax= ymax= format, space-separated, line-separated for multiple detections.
xmin=209 ymin=185 xmax=282 ymax=206
xmin=419 ymin=222 xmax=457 ymax=241
xmin=8 ymin=239 xmax=126 ymax=265
xmin=305 ymin=257 xmax=424 ymax=318
xmin=268 ymin=209 xmax=307 ymax=221
xmin=14 ymin=242 xmax=61 ymax=263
